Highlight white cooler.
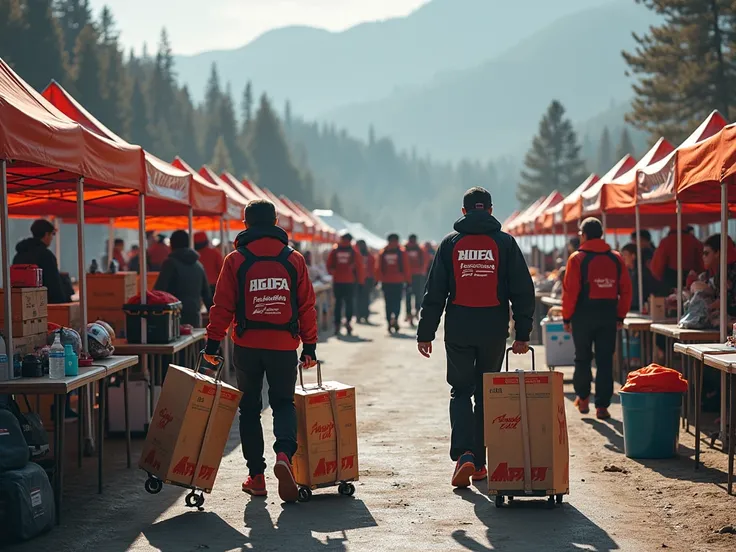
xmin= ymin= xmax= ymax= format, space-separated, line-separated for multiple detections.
xmin=541 ymin=317 xmax=574 ymax=368
xmin=108 ymin=380 xmax=161 ymax=435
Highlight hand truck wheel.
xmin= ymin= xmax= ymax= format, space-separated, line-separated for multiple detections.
xmin=338 ymin=482 xmax=355 ymax=496
xmin=494 ymin=495 xmax=504 ymax=508
xmin=298 ymin=487 xmax=312 ymax=502
xmin=144 ymin=476 xmax=163 ymax=495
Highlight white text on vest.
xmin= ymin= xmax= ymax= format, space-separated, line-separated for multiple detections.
xmin=250 ymin=278 xmax=290 ymax=292
xmin=457 ymin=249 xmax=495 ymax=261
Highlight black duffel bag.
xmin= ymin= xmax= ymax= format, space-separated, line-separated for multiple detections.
xmin=0 ymin=409 xmax=29 ymax=472
xmin=0 ymin=461 xmax=55 ymax=541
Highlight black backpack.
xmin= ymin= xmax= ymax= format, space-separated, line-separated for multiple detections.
xmin=0 ymin=409 xmax=29 ymax=472
xmin=2 ymin=397 xmax=49 ymax=461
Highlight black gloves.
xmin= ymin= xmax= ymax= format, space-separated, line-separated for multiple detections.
xmin=300 ymin=343 xmax=317 ymax=364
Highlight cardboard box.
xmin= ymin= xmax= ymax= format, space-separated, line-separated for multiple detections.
xmin=293 ymin=381 xmax=359 ymax=488
xmin=483 ymin=370 xmax=569 ymax=496
xmin=0 ymin=287 xmax=48 ymax=322
xmin=88 ymin=308 xmax=127 ymax=340
xmin=87 ymin=273 xmax=137 ymax=309
xmin=13 ymin=333 xmax=47 ymax=357
xmin=138 ymin=365 xmax=242 ymax=491
xmin=47 ymin=302 xmax=81 ymax=330
xmin=137 ymin=272 xmax=159 ymax=293
xmin=3 ymin=317 xmax=47 ymax=338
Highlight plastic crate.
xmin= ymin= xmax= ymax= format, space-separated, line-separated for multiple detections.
xmin=124 ymin=302 xmax=182 ymax=344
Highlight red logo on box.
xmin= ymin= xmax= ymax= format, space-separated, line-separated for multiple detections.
xmin=310 ymin=420 xmax=335 ymax=440
xmin=490 ymin=462 xmax=548 ymax=482
xmin=157 ymin=408 xmax=174 ymax=429
xmin=172 ymin=456 xmax=196 ymax=476
xmin=142 ymin=449 xmax=161 ymax=471
xmin=492 ymin=414 xmax=521 ymax=430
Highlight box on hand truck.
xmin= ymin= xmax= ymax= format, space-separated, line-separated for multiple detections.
xmin=483 ymin=347 xmax=570 ymax=508
xmin=293 ymin=362 xmax=359 ymax=502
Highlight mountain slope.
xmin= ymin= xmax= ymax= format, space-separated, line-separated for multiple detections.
xmin=323 ymin=1 xmax=658 ymax=161
xmin=174 ymin=0 xmax=614 ymax=116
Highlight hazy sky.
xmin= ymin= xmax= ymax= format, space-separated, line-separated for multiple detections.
xmin=88 ymin=0 xmax=429 ymax=55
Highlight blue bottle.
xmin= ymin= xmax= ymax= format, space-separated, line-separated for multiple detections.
xmin=64 ymin=344 xmax=78 ymax=377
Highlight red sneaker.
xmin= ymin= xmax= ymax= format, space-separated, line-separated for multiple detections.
xmin=574 ymin=396 xmax=590 ymax=414
xmin=274 ymin=452 xmax=299 ymax=503
xmin=242 ymin=474 xmax=267 ymax=496
xmin=596 ymin=407 xmax=611 ymax=420
xmin=472 ymin=465 xmax=488 ymax=482
xmin=451 ymin=451 xmax=475 ymax=488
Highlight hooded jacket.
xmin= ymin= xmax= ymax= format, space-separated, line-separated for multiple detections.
xmin=376 ymin=245 xmax=411 ymax=284
xmin=651 ymin=231 xmax=704 ymax=289
xmin=417 ymin=211 xmax=535 ymax=345
xmin=13 ymin=238 xmax=71 ymax=304
xmin=205 ymin=225 xmax=317 ymax=352
xmin=327 ymin=242 xmax=365 ymax=284
xmin=404 ymin=241 xmax=427 ymax=276
xmin=198 ymin=245 xmax=225 ymax=286
xmin=154 ymin=248 xmax=212 ymax=326
xmin=562 ymin=239 xmax=632 ymax=322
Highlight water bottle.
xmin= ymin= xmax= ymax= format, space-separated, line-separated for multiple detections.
xmin=49 ymin=333 xmax=65 ymax=379
xmin=64 ymin=344 xmax=78 ymax=377
xmin=0 ymin=333 xmax=8 ymax=382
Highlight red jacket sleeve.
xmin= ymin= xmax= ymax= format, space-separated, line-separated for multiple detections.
xmin=353 ymin=246 xmax=366 ymax=284
xmin=615 ymin=252 xmax=633 ymax=320
xmin=650 ymin=241 xmax=668 ymax=281
xmin=293 ymin=252 xmax=318 ymax=345
xmin=326 ymin=248 xmax=337 ymax=276
xmin=206 ymin=252 xmax=239 ymax=343
xmin=562 ymin=253 xmax=582 ymax=322
xmin=375 ymin=251 xmax=383 ymax=283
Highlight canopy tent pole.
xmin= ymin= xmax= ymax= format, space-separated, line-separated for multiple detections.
xmin=77 ymin=177 xmax=88 ymax=353
xmin=635 ymin=205 xmax=644 ymax=314
xmin=219 ymin=218 xmax=226 ymax=256
xmin=676 ymin=201 xmax=683 ymax=319
xmin=107 ymin=220 xmax=114 ymax=271
xmin=188 ymin=207 xmax=194 ymax=248
xmin=0 ymin=160 xmax=14 ymax=369
xmin=138 ymin=195 xmax=148 ymax=343
xmin=54 ymin=218 xmax=61 ymax=266
xmin=720 ymin=181 xmax=728 ymax=441
xmin=601 ymin=212 xmax=607 ymax=238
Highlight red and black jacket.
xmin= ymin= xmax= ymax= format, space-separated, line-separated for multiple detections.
xmin=376 ymin=246 xmax=411 ymax=284
xmin=205 ymin=226 xmax=317 ymax=353
xmin=327 ymin=243 xmax=366 ymax=284
xmin=404 ymin=242 xmax=426 ymax=276
xmin=417 ymin=211 xmax=535 ymax=345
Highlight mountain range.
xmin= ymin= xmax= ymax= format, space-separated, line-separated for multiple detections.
xmin=174 ymin=0 xmax=658 ymax=162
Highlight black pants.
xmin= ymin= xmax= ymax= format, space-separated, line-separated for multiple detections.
xmin=382 ymin=283 xmax=404 ymax=323
xmin=405 ymin=274 xmax=426 ymax=316
xmin=233 ymin=346 xmax=298 ymax=476
xmin=356 ymin=278 xmax=374 ymax=320
xmin=571 ymin=316 xmax=617 ymax=408
xmin=333 ymin=283 xmax=356 ymax=326
xmin=446 ymin=340 xmax=506 ymax=466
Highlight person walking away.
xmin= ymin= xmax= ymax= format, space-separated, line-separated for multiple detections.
xmin=416 ymin=187 xmax=535 ymax=487
xmin=377 ymin=234 xmax=411 ymax=333
xmin=423 ymin=241 xmax=437 ymax=275
xmin=356 ymin=240 xmax=376 ymax=323
xmin=650 ymin=228 xmax=704 ymax=291
xmin=326 ymin=232 xmax=365 ymax=335
xmin=148 ymin=233 xmax=170 ymax=271
xmin=194 ymin=231 xmax=225 ymax=297
xmin=13 ymin=219 xmax=71 ymax=304
xmin=563 ymin=217 xmax=632 ymax=420
xmin=154 ymin=230 xmax=212 ymax=327
xmin=203 ymin=199 xmax=318 ymax=502
xmin=404 ymin=234 xmax=427 ymax=326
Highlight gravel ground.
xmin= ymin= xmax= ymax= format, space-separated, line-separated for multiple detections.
xmin=7 ymin=304 xmax=736 ymax=551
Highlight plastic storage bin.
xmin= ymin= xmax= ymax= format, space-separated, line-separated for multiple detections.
xmin=620 ymin=391 xmax=682 ymax=459
xmin=541 ymin=318 xmax=574 ymax=368
xmin=124 ymin=301 xmax=181 ymax=344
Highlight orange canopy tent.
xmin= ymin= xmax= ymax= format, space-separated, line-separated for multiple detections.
xmin=260 ymin=188 xmax=312 ymax=241
xmin=561 ymin=173 xmax=599 ymax=225
xmin=580 ymin=154 xmax=637 ymax=222
xmin=239 ymin=178 xmax=296 ymax=233
xmin=502 ymin=210 xmax=521 ymax=232
xmin=198 ymin=165 xmax=249 ymax=223
xmin=293 ymin=200 xmax=338 ymax=243
xmin=529 ymin=191 xmax=563 ymax=235
xmin=280 ymin=196 xmax=316 ymax=241
xmin=676 ymin=123 xmax=736 ymax=204
xmin=508 ymin=197 xmax=544 ymax=236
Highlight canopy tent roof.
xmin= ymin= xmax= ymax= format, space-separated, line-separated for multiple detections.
xmin=581 ymin=154 xmax=637 ymax=216
xmin=676 ymin=124 xmax=736 ymax=204
xmin=638 ymin=110 xmax=727 ymax=204
xmin=313 ymin=209 xmax=386 ymax=250
xmin=170 ymin=157 xmax=226 ymax=215
xmin=198 ymin=165 xmax=248 ymax=221
xmin=279 ymin=195 xmax=315 ymax=235
xmin=508 ymin=197 xmax=544 ymax=235
xmin=561 ymin=173 xmax=600 ymax=225
xmin=239 ymin=178 xmax=295 ymax=228
xmin=259 ymin=188 xmax=310 ymax=238
xmin=219 ymin=172 xmax=261 ymax=203
xmin=528 ymin=191 xmax=563 ymax=234
xmin=501 ymin=210 xmax=521 ymax=231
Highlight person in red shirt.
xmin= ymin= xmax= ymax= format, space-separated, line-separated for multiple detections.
xmin=650 ymin=228 xmax=704 ymax=291
xmin=326 ymin=231 xmax=365 ymax=335
xmin=404 ymin=234 xmax=427 ymax=326
xmin=111 ymin=238 xmax=127 ymax=270
xmin=194 ymin=231 xmax=225 ymax=296
xmin=376 ymin=233 xmax=411 ymax=333
xmin=147 ymin=232 xmax=171 ymax=271
xmin=356 ymin=239 xmax=376 ymax=323
xmin=563 ymin=217 xmax=632 ymax=420
xmin=203 ymin=199 xmax=318 ymax=502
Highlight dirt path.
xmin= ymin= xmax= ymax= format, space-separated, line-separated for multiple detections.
xmin=9 ymin=303 xmax=736 ymax=551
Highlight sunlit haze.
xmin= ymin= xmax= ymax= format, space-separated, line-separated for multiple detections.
xmin=88 ymin=0 xmax=430 ymax=55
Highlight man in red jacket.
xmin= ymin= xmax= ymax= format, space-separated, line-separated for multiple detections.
xmin=650 ymin=228 xmax=704 ymax=291
xmin=326 ymin=231 xmax=365 ymax=335
xmin=377 ymin=233 xmax=411 ymax=333
xmin=204 ymin=199 xmax=317 ymax=502
xmin=356 ymin=239 xmax=376 ymax=323
xmin=563 ymin=217 xmax=632 ymax=420
xmin=404 ymin=234 xmax=427 ymax=326
xmin=194 ymin=231 xmax=225 ymax=296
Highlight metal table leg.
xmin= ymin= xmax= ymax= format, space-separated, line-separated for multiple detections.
xmin=124 ymin=367 xmax=131 ymax=468
xmin=148 ymin=354 xmax=155 ymax=415
xmin=728 ymin=373 xmax=735 ymax=495
xmin=695 ymin=360 xmax=702 ymax=469
xmin=98 ymin=376 xmax=106 ymax=494
xmin=77 ymin=385 xmax=84 ymax=468
xmin=54 ymin=394 xmax=67 ymax=524
xmin=625 ymin=329 xmax=632 ymax=383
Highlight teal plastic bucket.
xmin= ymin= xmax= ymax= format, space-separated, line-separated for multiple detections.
xmin=620 ymin=391 xmax=682 ymax=459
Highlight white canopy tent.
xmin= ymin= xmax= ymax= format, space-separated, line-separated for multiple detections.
xmin=313 ymin=209 xmax=387 ymax=250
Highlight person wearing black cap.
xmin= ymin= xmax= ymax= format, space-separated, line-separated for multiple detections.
xmin=13 ymin=219 xmax=71 ymax=304
xmin=417 ymin=187 xmax=535 ymax=488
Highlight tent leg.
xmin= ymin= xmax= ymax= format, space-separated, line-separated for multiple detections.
xmin=54 ymin=218 xmax=61 ymax=269
xmin=635 ymin=205 xmax=644 ymax=314
xmin=0 ymin=159 xmax=13 ymax=375
xmin=107 ymin=219 xmax=115 ymax=271
xmin=676 ymin=201 xmax=683 ymax=320
xmin=219 ymin=218 xmax=226 ymax=256
xmin=188 ymin=207 xmax=194 ymax=248
xmin=139 ymin=195 xmax=148 ymax=346
xmin=720 ymin=182 xmax=728 ymax=442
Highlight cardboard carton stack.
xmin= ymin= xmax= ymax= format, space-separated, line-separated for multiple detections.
xmin=483 ymin=369 xmax=569 ymax=498
xmin=0 ymin=288 xmax=48 ymax=362
xmin=293 ymin=380 xmax=359 ymax=489
xmin=138 ymin=365 xmax=242 ymax=492
xmin=47 ymin=302 xmax=81 ymax=331
xmin=87 ymin=273 xmax=137 ymax=341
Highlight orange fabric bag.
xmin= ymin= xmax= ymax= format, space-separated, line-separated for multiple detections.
xmin=621 ymin=364 xmax=688 ymax=393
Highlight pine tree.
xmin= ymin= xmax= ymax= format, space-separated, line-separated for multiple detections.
xmin=616 ymin=127 xmax=636 ymax=160
xmin=203 ymin=63 xmax=222 ymax=160
xmin=623 ymin=0 xmax=736 ymax=142
xmin=96 ymin=9 xmax=128 ymax=136
xmin=0 ymin=0 xmax=25 ymax=67
xmin=55 ymin=0 xmax=92 ymax=66
xmin=129 ymin=77 xmax=154 ymax=149
xmin=98 ymin=6 xmax=118 ymax=45
xmin=73 ymin=25 xmax=106 ymax=119
xmin=284 ymin=100 xmax=292 ymax=128
xmin=150 ymin=28 xmax=175 ymax=123
xmin=211 ymin=136 xmax=234 ymax=174
xmin=20 ymin=0 xmax=68 ymax=91
xmin=219 ymin=85 xmax=255 ymax=177
xmin=597 ymin=126 xmax=613 ymax=173
xmin=517 ymin=100 xmax=587 ymax=204
xmin=175 ymin=87 xmax=202 ymax=167
xmin=241 ymin=81 xmax=253 ymax=133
